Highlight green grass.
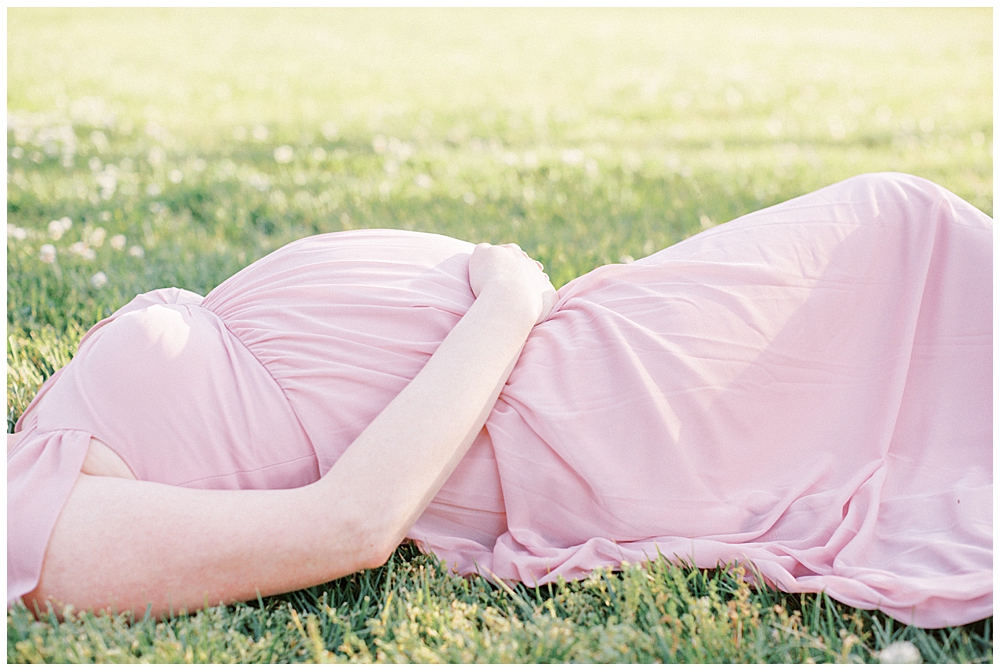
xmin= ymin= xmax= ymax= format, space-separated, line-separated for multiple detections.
xmin=7 ymin=8 xmax=992 ymax=663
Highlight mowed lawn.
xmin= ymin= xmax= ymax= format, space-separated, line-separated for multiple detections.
xmin=7 ymin=8 xmax=992 ymax=663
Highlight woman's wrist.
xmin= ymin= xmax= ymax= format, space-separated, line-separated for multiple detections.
xmin=474 ymin=277 xmax=545 ymax=326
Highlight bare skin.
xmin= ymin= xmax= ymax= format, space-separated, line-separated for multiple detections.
xmin=17 ymin=243 xmax=556 ymax=619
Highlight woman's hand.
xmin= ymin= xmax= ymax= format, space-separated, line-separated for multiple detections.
xmin=468 ymin=243 xmax=558 ymax=324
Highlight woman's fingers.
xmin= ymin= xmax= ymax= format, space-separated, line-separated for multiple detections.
xmin=497 ymin=243 xmax=543 ymax=270
xmin=468 ymin=242 xmax=555 ymax=323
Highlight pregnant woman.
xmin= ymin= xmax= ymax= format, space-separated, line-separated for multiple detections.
xmin=7 ymin=173 xmax=992 ymax=628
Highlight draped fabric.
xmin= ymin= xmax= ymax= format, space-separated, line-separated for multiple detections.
xmin=8 ymin=173 xmax=991 ymax=627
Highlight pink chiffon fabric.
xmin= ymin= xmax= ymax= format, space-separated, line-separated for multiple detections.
xmin=8 ymin=173 xmax=992 ymax=627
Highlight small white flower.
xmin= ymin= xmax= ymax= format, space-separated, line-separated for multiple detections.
xmin=252 ymin=124 xmax=270 ymax=141
xmin=10 ymin=146 xmax=23 ymax=159
xmin=69 ymin=240 xmax=96 ymax=260
xmin=415 ymin=174 xmax=433 ymax=189
xmin=89 ymin=227 xmax=106 ymax=248
xmin=619 ymin=255 xmax=635 ymax=264
xmin=311 ymin=147 xmax=327 ymax=161
xmin=561 ymin=149 xmax=584 ymax=166
xmin=148 ymin=146 xmax=166 ymax=166
xmin=146 ymin=183 xmax=162 ymax=197
xmin=273 ymin=145 xmax=294 ymax=164
xmin=90 ymin=271 xmax=108 ymax=289
xmin=463 ymin=192 xmax=476 ymax=205
xmin=48 ymin=220 xmax=65 ymax=240
xmin=247 ymin=174 xmax=270 ymax=191
xmin=168 ymin=169 xmax=183 ymax=184
xmin=88 ymin=157 xmax=103 ymax=171
xmin=128 ymin=245 xmax=145 ymax=258
xmin=877 ymin=640 xmax=922 ymax=664
xmin=110 ymin=234 xmax=126 ymax=250
xmin=7 ymin=225 xmax=27 ymax=240
xmin=192 ymin=158 xmax=208 ymax=172
xmin=39 ymin=244 xmax=57 ymax=263
xmin=321 ymin=121 xmax=338 ymax=141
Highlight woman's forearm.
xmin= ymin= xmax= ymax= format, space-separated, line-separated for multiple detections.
xmin=317 ymin=279 xmax=541 ymax=566
xmin=25 ymin=246 xmax=552 ymax=619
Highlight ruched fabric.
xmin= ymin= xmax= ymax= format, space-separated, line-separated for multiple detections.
xmin=7 ymin=173 xmax=991 ymax=627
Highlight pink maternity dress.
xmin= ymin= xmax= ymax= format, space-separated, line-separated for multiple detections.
xmin=8 ymin=173 xmax=992 ymax=627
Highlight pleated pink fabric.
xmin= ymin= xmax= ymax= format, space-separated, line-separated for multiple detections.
xmin=7 ymin=173 xmax=991 ymax=627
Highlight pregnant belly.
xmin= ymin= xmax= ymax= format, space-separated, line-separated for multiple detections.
xmin=201 ymin=230 xmax=479 ymax=475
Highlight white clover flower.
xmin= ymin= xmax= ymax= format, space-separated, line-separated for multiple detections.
xmin=48 ymin=220 xmax=65 ymax=240
xmin=39 ymin=244 xmax=57 ymax=263
xmin=148 ymin=146 xmax=166 ymax=166
xmin=88 ymin=157 xmax=103 ymax=171
xmin=89 ymin=227 xmax=107 ymax=248
xmin=246 ymin=174 xmax=270 ymax=191
xmin=877 ymin=641 xmax=921 ymax=664
xmin=168 ymin=169 xmax=183 ymax=184
xmin=192 ymin=158 xmax=207 ymax=172
xmin=90 ymin=271 xmax=108 ymax=289
xmin=415 ymin=174 xmax=433 ymax=189
xmin=110 ymin=234 xmax=126 ymax=251
xmin=69 ymin=240 xmax=96 ymax=260
xmin=321 ymin=121 xmax=338 ymax=141
xmin=252 ymin=124 xmax=270 ymax=141
xmin=7 ymin=225 xmax=27 ymax=240
xmin=561 ymin=149 xmax=584 ymax=166
xmin=273 ymin=145 xmax=294 ymax=164
xmin=311 ymin=147 xmax=327 ymax=161
xmin=146 ymin=183 xmax=162 ymax=197
xmin=128 ymin=245 xmax=145 ymax=258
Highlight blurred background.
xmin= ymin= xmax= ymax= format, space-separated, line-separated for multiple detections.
xmin=7 ymin=8 xmax=993 ymax=325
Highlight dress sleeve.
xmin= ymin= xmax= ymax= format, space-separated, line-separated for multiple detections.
xmin=7 ymin=428 xmax=91 ymax=607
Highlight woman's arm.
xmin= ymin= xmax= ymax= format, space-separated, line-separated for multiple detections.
xmin=24 ymin=244 xmax=554 ymax=619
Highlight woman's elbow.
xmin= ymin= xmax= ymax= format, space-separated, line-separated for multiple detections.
xmin=340 ymin=510 xmax=400 ymax=571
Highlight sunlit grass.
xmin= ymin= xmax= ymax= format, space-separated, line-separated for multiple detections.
xmin=7 ymin=7 xmax=992 ymax=663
